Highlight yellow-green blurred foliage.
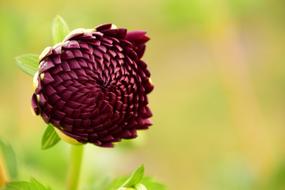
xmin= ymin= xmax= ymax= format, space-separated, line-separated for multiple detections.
xmin=0 ymin=0 xmax=285 ymax=189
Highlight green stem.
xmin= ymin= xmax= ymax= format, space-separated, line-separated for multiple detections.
xmin=66 ymin=145 xmax=84 ymax=190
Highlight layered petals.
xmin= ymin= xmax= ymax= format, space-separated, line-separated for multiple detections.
xmin=31 ymin=24 xmax=153 ymax=147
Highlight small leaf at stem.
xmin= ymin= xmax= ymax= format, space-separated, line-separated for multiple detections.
xmin=121 ymin=165 xmax=144 ymax=188
xmin=41 ymin=125 xmax=61 ymax=150
xmin=15 ymin=54 xmax=39 ymax=77
xmin=52 ymin=15 xmax=70 ymax=44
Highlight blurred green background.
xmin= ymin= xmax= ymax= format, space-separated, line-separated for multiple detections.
xmin=1 ymin=0 xmax=285 ymax=189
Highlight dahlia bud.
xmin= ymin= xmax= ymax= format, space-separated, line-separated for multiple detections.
xmin=31 ymin=24 xmax=153 ymax=147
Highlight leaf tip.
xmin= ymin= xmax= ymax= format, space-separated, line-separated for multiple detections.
xmin=15 ymin=54 xmax=39 ymax=77
xmin=53 ymin=15 xmax=64 ymax=23
xmin=137 ymin=164 xmax=145 ymax=174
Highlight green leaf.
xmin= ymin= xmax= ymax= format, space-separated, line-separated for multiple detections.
xmin=0 ymin=139 xmax=18 ymax=180
xmin=52 ymin=15 xmax=70 ymax=44
xmin=141 ymin=177 xmax=166 ymax=190
xmin=4 ymin=181 xmax=29 ymax=190
xmin=107 ymin=176 xmax=128 ymax=190
xmin=15 ymin=54 xmax=39 ymax=76
xmin=41 ymin=125 xmax=60 ymax=150
xmin=121 ymin=165 xmax=144 ymax=188
xmin=4 ymin=178 xmax=51 ymax=190
xmin=30 ymin=178 xmax=51 ymax=190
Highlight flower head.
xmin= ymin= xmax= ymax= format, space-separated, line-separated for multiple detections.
xmin=32 ymin=24 xmax=153 ymax=147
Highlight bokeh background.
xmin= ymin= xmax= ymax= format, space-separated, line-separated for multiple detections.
xmin=1 ymin=0 xmax=285 ymax=189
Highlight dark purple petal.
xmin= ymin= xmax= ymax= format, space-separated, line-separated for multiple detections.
xmin=31 ymin=93 xmax=40 ymax=115
xmin=126 ymin=31 xmax=150 ymax=45
xmin=96 ymin=23 xmax=113 ymax=31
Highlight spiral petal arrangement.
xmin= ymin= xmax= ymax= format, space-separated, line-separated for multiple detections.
xmin=32 ymin=24 xmax=153 ymax=147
